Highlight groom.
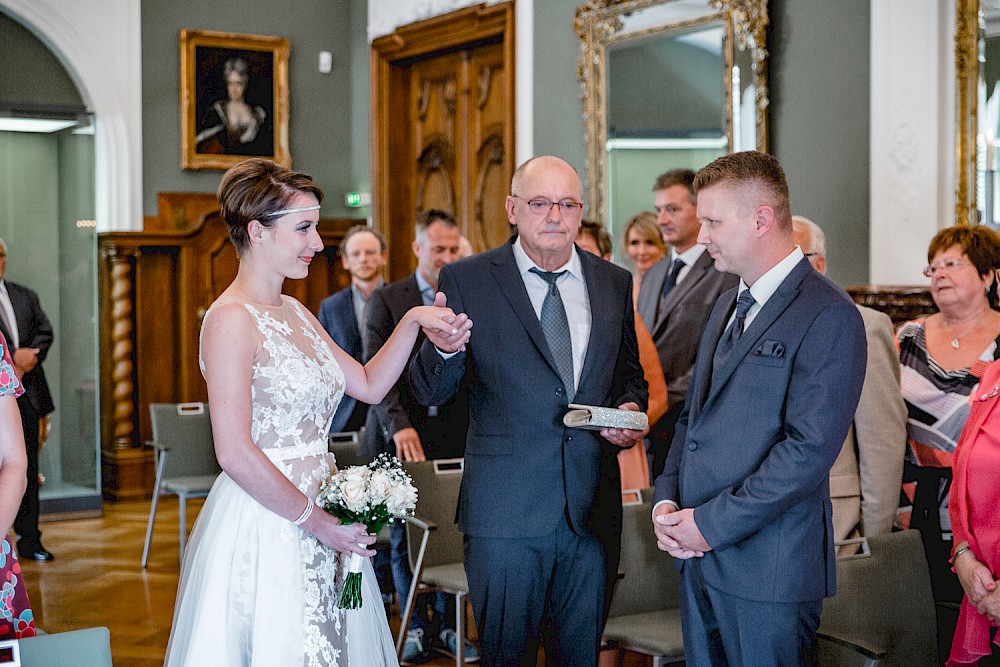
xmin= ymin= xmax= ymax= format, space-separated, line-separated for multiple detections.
xmin=414 ymin=155 xmax=648 ymax=666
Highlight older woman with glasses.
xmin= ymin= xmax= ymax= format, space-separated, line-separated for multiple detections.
xmin=898 ymin=225 xmax=1000 ymax=610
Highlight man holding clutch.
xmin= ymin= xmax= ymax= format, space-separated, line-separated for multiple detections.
xmin=412 ymin=155 xmax=648 ymax=666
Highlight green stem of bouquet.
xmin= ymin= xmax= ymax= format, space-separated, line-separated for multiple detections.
xmin=339 ymin=572 xmax=363 ymax=609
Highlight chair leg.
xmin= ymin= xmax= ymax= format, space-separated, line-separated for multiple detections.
xmin=141 ymin=451 xmax=167 ymax=568
xmin=454 ymin=591 xmax=464 ymax=667
xmin=178 ymin=494 xmax=187 ymax=562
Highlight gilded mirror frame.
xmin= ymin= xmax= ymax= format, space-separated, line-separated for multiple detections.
xmin=574 ymin=0 xmax=770 ymax=222
xmin=956 ymin=0 xmax=979 ymax=225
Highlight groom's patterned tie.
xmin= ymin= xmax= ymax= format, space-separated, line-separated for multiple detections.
xmin=714 ymin=289 xmax=756 ymax=366
xmin=530 ymin=268 xmax=575 ymax=401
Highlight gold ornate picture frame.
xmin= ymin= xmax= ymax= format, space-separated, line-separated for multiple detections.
xmin=180 ymin=29 xmax=290 ymax=170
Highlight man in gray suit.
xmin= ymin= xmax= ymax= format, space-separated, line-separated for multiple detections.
xmin=792 ymin=215 xmax=906 ymax=544
xmin=637 ymin=169 xmax=736 ymax=479
xmin=653 ymin=152 xmax=867 ymax=665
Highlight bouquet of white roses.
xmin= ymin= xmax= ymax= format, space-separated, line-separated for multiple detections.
xmin=317 ymin=452 xmax=417 ymax=609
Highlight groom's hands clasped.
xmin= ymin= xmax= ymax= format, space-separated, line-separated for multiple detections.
xmin=420 ymin=291 xmax=473 ymax=353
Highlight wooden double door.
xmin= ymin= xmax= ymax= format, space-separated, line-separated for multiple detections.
xmin=372 ymin=2 xmax=515 ymax=281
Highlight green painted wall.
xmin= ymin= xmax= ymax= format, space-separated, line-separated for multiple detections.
xmin=140 ymin=0 xmax=364 ymax=218
xmin=769 ymin=0 xmax=870 ymax=286
xmin=0 ymin=12 xmax=83 ymax=108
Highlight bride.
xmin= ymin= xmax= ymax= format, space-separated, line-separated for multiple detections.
xmin=164 ymin=158 xmax=472 ymax=666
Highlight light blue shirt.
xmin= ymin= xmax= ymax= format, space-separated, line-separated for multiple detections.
xmin=414 ymin=270 xmax=435 ymax=307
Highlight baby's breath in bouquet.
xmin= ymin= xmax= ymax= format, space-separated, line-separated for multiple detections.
xmin=317 ymin=453 xmax=417 ymax=609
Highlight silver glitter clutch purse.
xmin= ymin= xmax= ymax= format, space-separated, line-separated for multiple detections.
xmin=563 ymin=404 xmax=648 ymax=431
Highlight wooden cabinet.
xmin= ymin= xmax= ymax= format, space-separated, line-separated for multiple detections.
xmin=97 ymin=193 xmax=360 ymax=499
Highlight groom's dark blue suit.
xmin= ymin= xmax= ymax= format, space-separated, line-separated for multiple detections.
xmin=410 ymin=238 xmax=647 ymax=665
xmin=654 ymin=257 xmax=867 ymax=665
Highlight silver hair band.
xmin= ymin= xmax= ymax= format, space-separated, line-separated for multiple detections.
xmin=263 ymin=204 xmax=321 ymax=219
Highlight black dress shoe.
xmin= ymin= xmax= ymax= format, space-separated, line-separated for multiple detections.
xmin=17 ymin=542 xmax=54 ymax=561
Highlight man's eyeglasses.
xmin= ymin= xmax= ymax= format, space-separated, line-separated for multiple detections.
xmin=512 ymin=195 xmax=584 ymax=216
xmin=923 ymin=259 xmax=972 ymax=277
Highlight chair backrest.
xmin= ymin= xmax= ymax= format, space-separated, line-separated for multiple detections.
xmin=15 ymin=627 xmax=112 ymax=667
xmin=608 ymin=489 xmax=681 ymax=618
xmin=328 ymin=433 xmax=366 ymax=470
xmin=403 ymin=459 xmax=464 ymax=570
xmin=819 ymin=529 xmax=938 ymax=666
xmin=149 ymin=403 xmax=220 ymax=478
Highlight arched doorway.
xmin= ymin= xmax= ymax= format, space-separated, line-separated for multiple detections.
xmin=0 ymin=8 xmax=114 ymax=517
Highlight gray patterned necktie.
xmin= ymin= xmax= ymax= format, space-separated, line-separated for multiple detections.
xmin=530 ymin=268 xmax=575 ymax=400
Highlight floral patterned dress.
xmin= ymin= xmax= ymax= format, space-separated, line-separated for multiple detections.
xmin=0 ymin=336 xmax=34 ymax=640
xmin=164 ymin=296 xmax=396 ymax=667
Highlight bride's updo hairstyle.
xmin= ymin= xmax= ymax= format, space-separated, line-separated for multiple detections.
xmin=218 ymin=158 xmax=325 ymax=255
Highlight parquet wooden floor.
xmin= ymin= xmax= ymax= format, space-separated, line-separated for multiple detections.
xmin=19 ymin=498 xmax=652 ymax=666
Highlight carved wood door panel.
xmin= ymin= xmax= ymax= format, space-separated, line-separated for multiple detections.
xmin=372 ymin=3 xmax=515 ymax=282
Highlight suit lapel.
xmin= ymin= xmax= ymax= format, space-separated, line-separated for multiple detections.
xmin=701 ymin=259 xmax=811 ymax=410
xmin=637 ymin=259 xmax=666 ymax=327
xmin=576 ymin=253 xmax=613 ymax=396
xmin=1 ymin=283 xmax=20 ymax=348
xmin=689 ymin=289 xmax=735 ymax=421
xmin=652 ymin=252 xmax=713 ymax=338
xmin=338 ymin=292 xmax=363 ymax=359
xmin=489 ymin=243 xmax=564 ymax=381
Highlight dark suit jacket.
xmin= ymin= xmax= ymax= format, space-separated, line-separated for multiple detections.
xmin=654 ymin=258 xmax=866 ymax=603
xmin=0 ymin=281 xmax=54 ymax=416
xmin=361 ymin=274 xmax=469 ymax=462
xmin=410 ymin=240 xmax=647 ymax=546
xmin=637 ymin=251 xmax=736 ymax=405
xmin=318 ymin=286 xmax=364 ymax=433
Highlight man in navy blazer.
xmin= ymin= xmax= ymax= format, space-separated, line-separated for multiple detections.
xmin=638 ymin=169 xmax=737 ymax=479
xmin=411 ymin=156 xmax=648 ymax=666
xmin=317 ymin=225 xmax=386 ymax=434
xmin=652 ymin=152 xmax=867 ymax=666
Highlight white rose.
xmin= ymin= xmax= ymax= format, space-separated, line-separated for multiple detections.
xmin=340 ymin=479 xmax=368 ymax=512
xmin=386 ymin=483 xmax=417 ymax=516
xmin=343 ymin=466 xmax=369 ymax=485
xmin=368 ymin=470 xmax=392 ymax=504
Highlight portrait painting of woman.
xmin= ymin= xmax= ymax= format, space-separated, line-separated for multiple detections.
xmin=180 ymin=30 xmax=290 ymax=170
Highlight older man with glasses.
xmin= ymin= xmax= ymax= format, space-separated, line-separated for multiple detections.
xmin=411 ymin=155 xmax=648 ymax=667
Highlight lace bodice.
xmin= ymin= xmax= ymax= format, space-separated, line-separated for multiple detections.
xmin=200 ymin=295 xmax=345 ymax=461
xmin=244 ymin=297 xmax=345 ymax=455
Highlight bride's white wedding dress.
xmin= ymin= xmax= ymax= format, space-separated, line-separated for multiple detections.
xmin=165 ymin=295 xmax=398 ymax=667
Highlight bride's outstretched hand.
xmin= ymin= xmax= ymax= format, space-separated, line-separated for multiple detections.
xmin=414 ymin=292 xmax=473 ymax=353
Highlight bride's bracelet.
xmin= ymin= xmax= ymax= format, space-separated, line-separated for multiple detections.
xmin=292 ymin=499 xmax=315 ymax=526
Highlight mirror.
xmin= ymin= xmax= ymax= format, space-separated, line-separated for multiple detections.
xmin=575 ymin=0 xmax=769 ymax=237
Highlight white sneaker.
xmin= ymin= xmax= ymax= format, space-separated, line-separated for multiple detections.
xmin=402 ymin=628 xmax=431 ymax=664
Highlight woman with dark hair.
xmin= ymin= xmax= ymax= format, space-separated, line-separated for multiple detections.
xmin=898 ymin=224 xmax=1000 ymax=606
xmin=165 ymin=158 xmax=471 ymax=666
